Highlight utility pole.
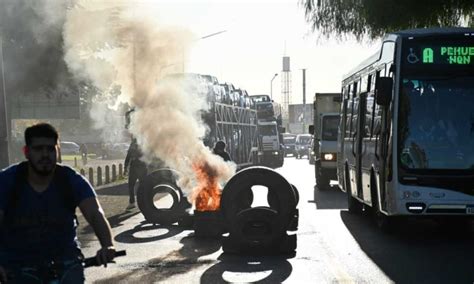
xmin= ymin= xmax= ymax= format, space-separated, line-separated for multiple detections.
xmin=302 ymin=68 xmax=306 ymax=133
xmin=0 ymin=34 xmax=10 ymax=168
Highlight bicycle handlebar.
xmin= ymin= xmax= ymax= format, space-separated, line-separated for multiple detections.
xmin=83 ymin=250 xmax=127 ymax=268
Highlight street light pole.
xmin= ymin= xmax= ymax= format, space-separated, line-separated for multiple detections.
xmin=270 ymin=73 xmax=278 ymax=100
xmin=180 ymin=30 xmax=228 ymax=73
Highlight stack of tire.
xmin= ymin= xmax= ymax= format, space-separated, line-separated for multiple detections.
xmin=220 ymin=166 xmax=299 ymax=255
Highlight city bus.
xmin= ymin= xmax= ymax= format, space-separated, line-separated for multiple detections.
xmin=337 ymin=28 xmax=474 ymax=229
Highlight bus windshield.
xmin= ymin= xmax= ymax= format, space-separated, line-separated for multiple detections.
xmin=398 ymin=76 xmax=474 ymax=170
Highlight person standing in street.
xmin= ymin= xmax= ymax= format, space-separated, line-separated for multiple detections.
xmin=79 ymin=143 xmax=88 ymax=165
xmin=213 ymin=140 xmax=232 ymax=162
xmin=124 ymin=138 xmax=147 ymax=210
xmin=0 ymin=123 xmax=116 ymax=283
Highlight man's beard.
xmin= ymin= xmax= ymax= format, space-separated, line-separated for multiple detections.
xmin=29 ymin=160 xmax=55 ymax=176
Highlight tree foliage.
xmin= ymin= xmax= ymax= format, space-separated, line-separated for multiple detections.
xmin=301 ymin=0 xmax=474 ymax=40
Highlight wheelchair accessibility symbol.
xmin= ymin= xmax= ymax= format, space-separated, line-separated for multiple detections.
xmin=407 ymin=48 xmax=419 ymax=64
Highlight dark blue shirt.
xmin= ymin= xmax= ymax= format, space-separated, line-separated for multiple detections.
xmin=0 ymin=163 xmax=96 ymax=265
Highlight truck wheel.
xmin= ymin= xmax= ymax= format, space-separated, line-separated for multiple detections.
xmin=315 ymin=161 xmax=329 ymax=190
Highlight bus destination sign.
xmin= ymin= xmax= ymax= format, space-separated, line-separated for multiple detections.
xmin=405 ymin=45 xmax=474 ymax=66
xmin=423 ymin=46 xmax=474 ymax=64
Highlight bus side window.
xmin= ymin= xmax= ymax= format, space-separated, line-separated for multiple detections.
xmin=366 ymin=72 xmax=377 ymax=137
xmin=346 ymin=100 xmax=352 ymax=138
xmin=345 ymin=84 xmax=353 ymax=138
xmin=351 ymin=81 xmax=359 ymax=136
xmin=365 ymin=92 xmax=374 ymax=137
xmin=340 ymin=87 xmax=348 ymax=139
xmin=373 ymin=104 xmax=382 ymax=135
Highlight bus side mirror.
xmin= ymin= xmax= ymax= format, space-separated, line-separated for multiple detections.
xmin=375 ymin=77 xmax=393 ymax=106
xmin=308 ymin=125 xmax=314 ymax=135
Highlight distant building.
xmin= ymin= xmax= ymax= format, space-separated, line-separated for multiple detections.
xmin=288 ymin=104 xmax=312 ymax=134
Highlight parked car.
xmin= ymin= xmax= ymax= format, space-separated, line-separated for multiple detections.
xmin=308 ymin=137 xmax=315 ymax=164
xmin=60 ymin=141 xmax=80 ymax=155
xmin=295 ymin=134 xmax=312 ymax=159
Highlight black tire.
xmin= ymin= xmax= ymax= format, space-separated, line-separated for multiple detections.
xmin=374 ymin=211 xmax=395 ymax=232
xmin=233 ymin=207 xmax=283 ymax=248
xmin=436 ymin=217 xmax=473 ymax=233
xmin=345 ymin=170 xmax=363 ymax=214
xmin=136 ymin=169 xmax=185 ymax=225
xmin=290 ymin=184 xmax=300 ymax=206
xmin=370 ymin=178 xmax=395 ymax=232
xmin=267 ymin=183 xmax=299 ymax=209
xmin=315 ymin=161 xmax=329 ymax=190
xmin=221 ymin=167 xmax=297 ymax=230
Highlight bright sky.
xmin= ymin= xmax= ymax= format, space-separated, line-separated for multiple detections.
xmin=141 ymin=0 xmax=379 ymax=105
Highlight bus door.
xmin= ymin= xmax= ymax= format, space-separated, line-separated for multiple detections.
xmin=354 ymin=92 xmax=367 ymax=199
xmin=348 ymin=84 xmax=359 ymax=197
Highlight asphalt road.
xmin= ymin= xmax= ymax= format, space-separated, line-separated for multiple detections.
xmin=79 ymin=157 xmax=474 ymax=284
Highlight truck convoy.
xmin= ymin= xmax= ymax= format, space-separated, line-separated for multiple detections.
xmin=309 ymin=92 xmax=341 ymax=190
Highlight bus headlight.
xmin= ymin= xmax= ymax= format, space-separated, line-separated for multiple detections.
xmin=322 ymin=153 xmax=336 ymax=161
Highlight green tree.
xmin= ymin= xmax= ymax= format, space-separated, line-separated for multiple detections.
xmin=300 ymin=0 xmax=474 ymax=40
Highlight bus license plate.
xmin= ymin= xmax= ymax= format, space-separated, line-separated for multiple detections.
xmin=467 ymin=206 xmax=474 ymax=214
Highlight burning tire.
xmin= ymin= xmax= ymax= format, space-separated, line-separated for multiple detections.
xmin=136 ymin=168 xmax=187 ymax=225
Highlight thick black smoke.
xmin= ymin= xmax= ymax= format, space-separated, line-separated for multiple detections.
xmin=0 ymin=0 xmax=77 ymax=100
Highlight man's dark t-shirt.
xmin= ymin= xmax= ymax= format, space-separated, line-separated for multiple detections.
xmin=0 ymin=163 xmax=96 ymax=265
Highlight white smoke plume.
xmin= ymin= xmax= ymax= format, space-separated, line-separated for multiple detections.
xmin=63 ymin=1 xmax=236 ymax=196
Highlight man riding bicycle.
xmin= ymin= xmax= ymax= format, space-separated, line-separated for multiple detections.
xmin=0 ymin=123 xmax=117 ymax=283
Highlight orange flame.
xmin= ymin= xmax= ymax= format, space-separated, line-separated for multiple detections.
xmin=192 ymin=161 xmax=221 ymax=211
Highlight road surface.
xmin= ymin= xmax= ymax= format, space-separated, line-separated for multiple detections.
xmin=79 ymin=157 xmax=474 ymax=283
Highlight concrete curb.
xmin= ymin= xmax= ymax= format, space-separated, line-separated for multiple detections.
xmin=95 ymin=180 xmax=127 ymax=192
